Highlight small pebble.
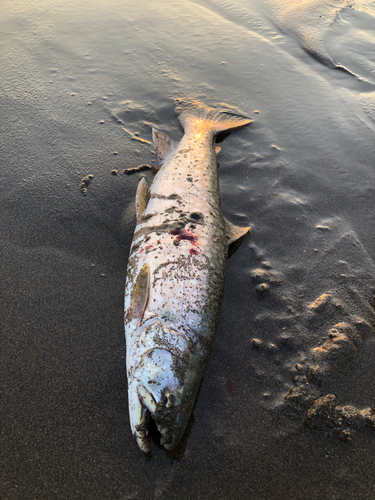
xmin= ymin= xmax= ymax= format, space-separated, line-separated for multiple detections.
xmin=252 ymin=338 xmax=262 ymax=348
xmin=261 ymin=261 xmax=272 ymax=269
xmin=111 ymin=170 xmax=118 ymax=175
xmin=339 ymin=429 xmax=354 ymax=442
xmin=267 ymin=343 xmax=278 ymax=353
xmin=100 ymin=120 xmax=104 ymax=124
xmin=113 ymin=151 xmax=118 ymax=155
xmin=256 ymin=283 xmax=270 ymax=295
xmin=251 ymin=269 xmax=268 ymax=282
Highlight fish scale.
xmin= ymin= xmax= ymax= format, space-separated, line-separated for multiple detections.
xmin=124 ymin=100 xmax=252 ymax=453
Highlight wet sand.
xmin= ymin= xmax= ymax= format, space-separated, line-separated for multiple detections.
xmin=1 ymin=0 xmax=375 ymax=498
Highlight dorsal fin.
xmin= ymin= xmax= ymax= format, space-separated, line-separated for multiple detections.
xmin=224 ymin=218 xmax=251 ymax=258
xmin=152 ymin=128 xmax=179 ymax=166
xmin=135 ymin=177 xmax=150 ymax=221
xmin=129 ymin=263 xmax=150 ymax=325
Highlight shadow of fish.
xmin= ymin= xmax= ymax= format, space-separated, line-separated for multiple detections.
xmin=124 ymin=100 xmax=252 ymax=453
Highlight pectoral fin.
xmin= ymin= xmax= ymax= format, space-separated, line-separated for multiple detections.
xmin=224 ymin=218 xmax=251 ymax=258
xmin=129 ymin=263 xmax=150 ymax=325
xmin=152 ymin=128 xmax=179 ymax=166
xmin=136 ymin=177 xmax=150 ymax=221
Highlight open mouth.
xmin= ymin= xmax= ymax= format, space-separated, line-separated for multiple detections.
xmin=131 ymin=384 xmax=174 ymax=453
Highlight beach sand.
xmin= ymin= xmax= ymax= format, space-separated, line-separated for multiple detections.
xmin=1 ymin=0 xmax=375 ymax=498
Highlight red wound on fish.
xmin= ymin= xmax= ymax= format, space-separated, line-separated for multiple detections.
xmin=189 ymin=248 xmax=199 ymax=255
xmin=145 ymin=244 xmax=154 ymax=253
xmin=170 ymin=227 xmax=197 ymax=242
xmin=179 ymin=229 xmax=197 ymax=241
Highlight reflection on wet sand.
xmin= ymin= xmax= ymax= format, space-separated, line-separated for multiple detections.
xmin=263 ymin=0 xmax=375 ymax=84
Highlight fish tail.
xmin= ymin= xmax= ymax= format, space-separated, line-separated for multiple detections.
xmin=175 ymin=99 xmax=252 ymax=134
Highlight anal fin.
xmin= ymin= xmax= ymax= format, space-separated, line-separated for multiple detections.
xmin=136 ymin=177 xmax=150 ymax=221
xmin=224 ymin=218 xmax=251 ymax=258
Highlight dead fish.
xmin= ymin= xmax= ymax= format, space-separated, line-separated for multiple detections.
xmin=124 ymin=100 xmax=252 ymax=453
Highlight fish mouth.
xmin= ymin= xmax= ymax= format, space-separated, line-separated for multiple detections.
xmin=129 ymin=383 xmax=182 ymax=453
xmin=129 ymin=384 xmax=155 ymax=453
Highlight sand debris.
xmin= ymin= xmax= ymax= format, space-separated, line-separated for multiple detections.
xmin=124 ymin=164 xmax=159 ymax=175
xmin=79 ymin=174 xmax=93 ymax=196
xmin=284 ymin=374 xmax=317 ymax=409
xmin=310 ymin=323 xmax=357 ymax=383
xmin=304 ymin=394 xmax=375 ymax=441
xmin=256 ymin=283 xmax=270 ymax=296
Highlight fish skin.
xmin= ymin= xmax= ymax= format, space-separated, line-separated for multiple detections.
xmin=124 ymin=100 xmax=251 ymax=453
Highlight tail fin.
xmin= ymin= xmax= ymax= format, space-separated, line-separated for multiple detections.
xmin=175 ymin=99 xmax=252 ymax=135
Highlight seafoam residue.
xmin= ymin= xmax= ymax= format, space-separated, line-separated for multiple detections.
xmin=264 ymin=0 xmax=375 ymax=82
xmin=264 ymin=0 xmax=352 ymax=67
xmin=190 ymin=0 xmax=375 ymax=116
xmin=323 ymin=1 xmax=375 ymax=121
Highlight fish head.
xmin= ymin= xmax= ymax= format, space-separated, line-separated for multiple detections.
xmin=127 ymin=322 xmax=194 ymax=453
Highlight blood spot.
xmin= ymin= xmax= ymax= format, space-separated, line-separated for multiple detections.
xmin=170 ymin=227 xmax=197 ymax=242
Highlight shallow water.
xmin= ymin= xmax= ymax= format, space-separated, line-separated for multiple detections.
xmin=1 ymin=0 xmax=375 ymax=498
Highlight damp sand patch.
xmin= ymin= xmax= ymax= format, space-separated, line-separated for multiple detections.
xmin=248 ymin=217 xmax=375 ymax=441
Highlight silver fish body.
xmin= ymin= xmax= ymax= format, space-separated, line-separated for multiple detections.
xmin=124 ymin=101 xmax=251 ymax=452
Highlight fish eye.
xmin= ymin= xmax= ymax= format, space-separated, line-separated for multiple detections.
xmin=162 ymin=393 xmax=176 ymax=407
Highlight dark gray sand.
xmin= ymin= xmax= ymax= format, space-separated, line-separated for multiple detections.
xmin=1 ymin=0 xmax=375 ymax=498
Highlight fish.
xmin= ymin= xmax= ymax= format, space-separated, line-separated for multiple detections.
xmin=124 ymin=100 xmax=252 ymax=453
